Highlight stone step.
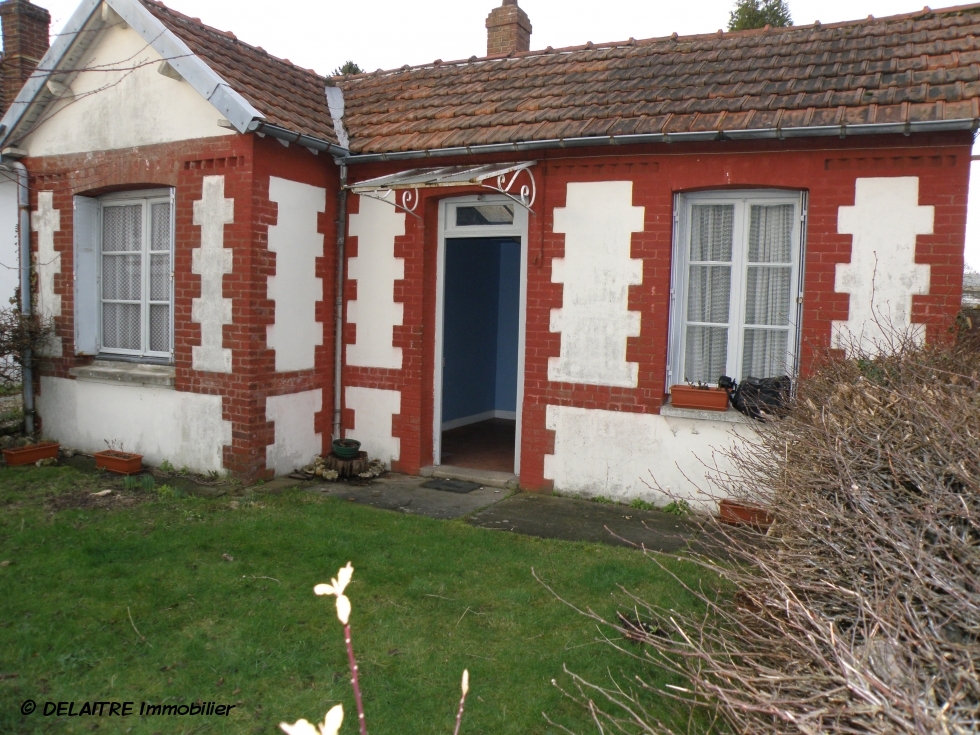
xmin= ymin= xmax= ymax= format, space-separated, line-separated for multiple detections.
xmin=420 ymin=464 xmax=519 ymax=490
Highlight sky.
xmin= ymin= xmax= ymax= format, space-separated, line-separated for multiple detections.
xmin=35 ymin=0 xmax=980 ymax=268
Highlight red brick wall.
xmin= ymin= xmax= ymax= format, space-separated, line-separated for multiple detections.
xmin=344 ymin=132 xmax=972 ymax=490
xmin=25 ymin=133 xmax=339 ymax=480
xmin=250 ymin=137 xmax=338 ymax=478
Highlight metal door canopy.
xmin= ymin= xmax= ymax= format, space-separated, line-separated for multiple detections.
xmin=346 ymin=162 xmax=537 ymax=214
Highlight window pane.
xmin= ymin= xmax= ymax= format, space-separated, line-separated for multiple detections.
xmin=151 ymin=202 xmax=172 ymax=251
xmin=102 ymin=254 xmax=141 ymax=300
xmin=748 ymin=204 xmax=794 ymax=263
xmin=684 ymin=326 xmax=728 ymax=384
xmin=455 ymin=204 xmax=514 ymax=226
xmin=150 ymin=253 xmax=170 ymax=301
xmin=690 ymin=204 xmax=734 ymax=262
xmin=687 ymin=265 xmax=731 ymax=323
xmin=744 ymin=265 xmax=792 ymax=326
xmin=102 ymin=302 xmax=141 ymax=350
xmin=102 ymin=205 xmax=142 ymax=252
xmin=742 ymin=328 xmax=789 ymax=379
xmin=149 ymin=304 xmax=170 ymax=353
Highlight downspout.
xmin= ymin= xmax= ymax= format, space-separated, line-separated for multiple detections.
xmin=11 ymin=160 xmax=33 ymax=436
xmin=333 ymin=162 xmax=347 ymax=440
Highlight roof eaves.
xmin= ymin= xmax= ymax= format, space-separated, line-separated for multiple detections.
xmin=345 ymin=118 xmax=978 ymax=163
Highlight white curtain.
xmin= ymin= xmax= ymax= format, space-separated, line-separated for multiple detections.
xmin=685 ymin=204 xmax=733 ymax=383
xmin=742 ymin=204 xmax=794 ymax=378
xmin=148 ymin=202 xmax=172 ymax=353
xmin=101 ymin=204 xmax=143 ymax=351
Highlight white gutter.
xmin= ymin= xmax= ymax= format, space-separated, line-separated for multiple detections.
xmin=343 ymin=118 xmax=979 ymax=164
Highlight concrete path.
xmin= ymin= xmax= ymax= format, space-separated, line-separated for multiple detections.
xmin=301 ymin=472 xmax=704 ymax=553
xmin=304 ymin=472 xmax=508 ymax=521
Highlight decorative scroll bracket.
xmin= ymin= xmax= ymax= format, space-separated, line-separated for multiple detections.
xmin=358 ymin=188 xmax=422 ymax=220
xmin=479 ymin=167 xmax=537 ymax=214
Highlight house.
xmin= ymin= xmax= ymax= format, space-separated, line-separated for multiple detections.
xmin=0 ymin=0 xmax=973 ymax=505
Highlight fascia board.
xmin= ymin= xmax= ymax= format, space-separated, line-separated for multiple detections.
xmin=0 ymin=0 xmax=102 ymax=146
xmin=105 ymin=0 xmax=264 ymax=132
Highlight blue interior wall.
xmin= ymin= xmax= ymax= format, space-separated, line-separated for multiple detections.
xmin=495 ymin=240 xmax=520 ymax=412
xmin=442 ymin=237 xmax=520 ymax=424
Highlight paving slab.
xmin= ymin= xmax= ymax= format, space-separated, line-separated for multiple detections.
xmin=466 ymin=492 xmax=704 ymax=553
xmin=305 ymin=472 xmax=509 ymax=520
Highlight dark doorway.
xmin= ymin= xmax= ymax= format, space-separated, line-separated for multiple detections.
xmin=441 ymin=236 xmax=520 ymax=473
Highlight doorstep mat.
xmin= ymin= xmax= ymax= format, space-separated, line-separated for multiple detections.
xmin=421 ymin=478 xmax=482 ymax=494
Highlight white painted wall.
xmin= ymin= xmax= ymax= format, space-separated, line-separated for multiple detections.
xmin=0 ymin=177 xmax=17 ymax=309
xmin=345 ymin=386 xmax=400 ymax=468
xmin=834 ymin=177 xmax=934 ymax=355
xmin=37 ymin=376 xmax=231 ymax=472
xmin=550 ymin=182 xmax=644 ymax=387
xmin=267 ymin=177 xmax=326 ymax=372
xmin=192 ymin=175 xmax=234 ymax=373
xmin=266 ymin=389 xmax=322 ymax=475
xmin=347 ymin=196 xmax=405 ymax=369
xmin=544 ymin=405 xmax=756 ymax=510
xmin=23 ymin=23 xmax=234 ymax=157
xmin=31 ymin=191 xmax=62 ymax=357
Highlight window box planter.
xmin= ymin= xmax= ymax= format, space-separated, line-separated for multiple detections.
xmin=332 ymin=439 xmax=361 ymax=460
xmin=3 ymin=442 xmax=60 ymax=466
xmin=94 ymin=450 xmax=143 ymax=475
xmin=669 ymin=385 xmax=730 ymax=411
xmin=719 ymin=499 xmax=774 ymax=529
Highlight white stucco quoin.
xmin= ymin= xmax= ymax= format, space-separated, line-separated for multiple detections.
xmin=192 ymin=175 xmax=234 ymax=373
xmin=345 ymin=386 xmax=401 ymax=468
xmin=267 ymin=177 xmax=326 ymax=373
xmin=834 ymin=177 xmax=934 ymax=354
xmin=31 ymin=191 xmax=62 ymax=357
xmin=544 ymin=405 xmax=756 ymax=510
xmin=37 ymin=376 xmax=231 ymax=472
xmin=550 ymin=181 xmax=644 ymax=387
xmin=346 ymin=196 xmax=405 ymax=370
xmin=265 ymin=389 xmax=323 ymax=475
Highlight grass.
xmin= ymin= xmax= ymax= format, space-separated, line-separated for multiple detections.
xmin=0 ymin=465 xmax=712 ymax=734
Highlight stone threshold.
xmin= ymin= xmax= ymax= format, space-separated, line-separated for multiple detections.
xmin=421 ymin=464 xmax=520 ymax=490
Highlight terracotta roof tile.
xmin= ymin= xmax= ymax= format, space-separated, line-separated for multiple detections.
xmin=140 ymin=0 xmax=338 ymax=146
xmin=338 ymin=2 xmax=980 ymax=154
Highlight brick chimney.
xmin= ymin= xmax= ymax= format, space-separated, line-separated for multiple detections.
xmin=0 ymin=0 xmax=51 ymax=115
xmin=486 ymin=0 xmax=531 ymax=56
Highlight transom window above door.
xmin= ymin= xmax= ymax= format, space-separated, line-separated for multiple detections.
xmin=669 ymin=190 xmax=805 ymax=387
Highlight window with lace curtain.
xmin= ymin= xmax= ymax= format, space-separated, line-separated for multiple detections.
xmin=668 ymin=190 xmax=805 ymax=389
xmin=98 ymin=190 xmax=174 ymax=359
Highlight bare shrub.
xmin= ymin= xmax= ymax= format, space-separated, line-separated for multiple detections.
xmin=0 ymin=307 xmax=54 ymax=388
xmin=551 ymin=332 xmax=980 ymax=734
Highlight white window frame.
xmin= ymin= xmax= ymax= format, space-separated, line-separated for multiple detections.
xmin=667 ymin=189 xmax=806 ymax=389
xmin=98 ymin=188 xmax=175 ymax=361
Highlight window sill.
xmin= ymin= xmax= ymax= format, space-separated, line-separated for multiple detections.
xmin=69 ymin=360 xmax=175 ymax=389
xmin=659 ymin=404 xmax=748 ymax=424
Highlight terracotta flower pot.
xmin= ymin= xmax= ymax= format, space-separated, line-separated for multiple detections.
xmin=719 ymin=499 xmax=774 ymax=529
xmin=3 ymin=442 xmax=60 ymax=466
xmin=669 ymin=385 xmax=730 ymax=411
xmin=95 ymin=450 xmax=143 ymax=475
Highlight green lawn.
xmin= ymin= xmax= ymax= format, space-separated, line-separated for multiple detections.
xmin=0 ymin=465 xmax=709 ymax=734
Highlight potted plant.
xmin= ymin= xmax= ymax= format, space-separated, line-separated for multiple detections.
xmin=719 ymin=499 xmax=774 ymax=529
xmin=332 ymin=438 xmax=361 ymax=460
xmin=3 ymin=441 xmax=60 ymax=466
xmin=94 ymin=449 xmax=143 ymax=475
xmin=670 ymin=382 xmax=730 ymax=411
